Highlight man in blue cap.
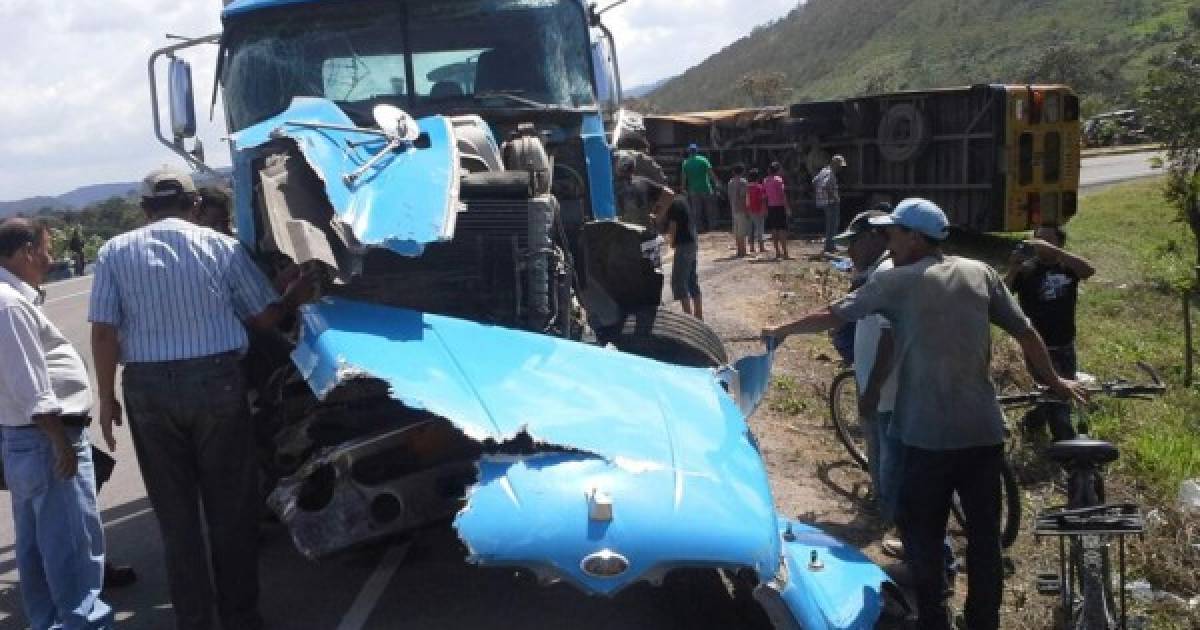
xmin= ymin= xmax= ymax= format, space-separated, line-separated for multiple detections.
xmin=680 ymin=144 xmax=720 ymax=233
xmin=763 ymin=198 xmax=1088 ymax=630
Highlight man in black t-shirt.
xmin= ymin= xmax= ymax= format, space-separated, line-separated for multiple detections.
xmin=659 ymin=195 xmax=703 ymax=319
xmin=1005 ymin=225 xmax=1095 ymax=440
xmin=614 ymin=157 xmax=673 ymax=230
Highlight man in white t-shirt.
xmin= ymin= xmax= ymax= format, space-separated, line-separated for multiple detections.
xmin=833 ymin=210 xmax=899 ymax=520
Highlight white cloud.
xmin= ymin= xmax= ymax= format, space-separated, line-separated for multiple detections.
xmin=0 ymin=0 xmax=796 ymax=200
xmin=605 ymin=0 xmax=798 ymax=88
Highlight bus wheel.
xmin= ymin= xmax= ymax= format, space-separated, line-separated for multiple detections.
xmin=877 ymin=103 xmax=930 ymax=162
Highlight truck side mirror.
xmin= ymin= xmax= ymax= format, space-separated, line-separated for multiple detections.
xmin=168 ymin=57 xmax=197 ymax=140
xmin=591 ymin=39 xmax=620 ymax=112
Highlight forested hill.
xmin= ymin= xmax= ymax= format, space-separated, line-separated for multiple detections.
xmin=644 ymin=0 xmax=1198 ymax=115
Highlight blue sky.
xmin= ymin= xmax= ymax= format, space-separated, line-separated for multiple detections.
xmin=0 ymin=0 xmax=797 ymax=200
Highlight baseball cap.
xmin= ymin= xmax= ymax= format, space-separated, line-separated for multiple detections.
xmin=687 ymin=143 xmax=699 ymax=153
xmin=833 ymin=210 xmax=886 ymax=245
xmin=831 ymin=154 xmax=847 ymax=167
xmin=140 ymin=166 xmax=197 ymax=199
xmin=869 ymin=197 xmax=949 ymax=240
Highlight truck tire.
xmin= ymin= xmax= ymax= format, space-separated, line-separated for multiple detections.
xmin=608 ymin=307 xmax=729 ymax=367
xmin=877 ymin=103 xmax=930 ymax=162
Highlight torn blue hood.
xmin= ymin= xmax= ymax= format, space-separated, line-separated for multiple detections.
xmin=231 ymin=97 xmax=460 ymax=256
xmin=292 ymin=297 xmax=782 ymax=592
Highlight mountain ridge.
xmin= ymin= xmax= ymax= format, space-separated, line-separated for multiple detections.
xmin=646 ymin=0 xmax=1197 ymax=113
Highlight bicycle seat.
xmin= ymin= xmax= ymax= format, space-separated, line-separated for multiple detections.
xmin=1044 ymin=437 xmax=1119 ymax=466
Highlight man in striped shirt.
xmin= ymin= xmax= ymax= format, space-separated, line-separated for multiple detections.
xmin=88 ymin=167 xmax=314 ymax=630
xmin=812 ymin=154 xmax=846 ymax=254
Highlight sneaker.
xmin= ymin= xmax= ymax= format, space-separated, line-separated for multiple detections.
xmin=881 ymin=536 xmax=905 ymax=559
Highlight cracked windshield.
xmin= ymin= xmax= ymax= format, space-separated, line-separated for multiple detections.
xmin=223 ymin=0 xmax=595 ymax=130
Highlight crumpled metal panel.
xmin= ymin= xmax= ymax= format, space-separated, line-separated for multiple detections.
xmin=716 ymin=337 xmax=777 ymax=418
xmin=290 ymin=296 xmax=782 ymax=579
xmin=231 ymin=97 xmax=461 ymax=257
xmin=756 ymin=519 xmax=893 ymax=630
xmin=268 ymin=418 xmax=479 ymax=559
xmin=456 ymin=451 xmax=780 ymax=595
xmin=294 ymin=296 xmax=750 ymax=464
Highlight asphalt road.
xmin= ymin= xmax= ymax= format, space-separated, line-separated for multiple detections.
xmin=1079 ymin=150 xmax=1165 ymax=189
xmin=0 ymin=281 xmax=748 ymax=630
xmin=0 ymin=152 xmax=1165 ymax=629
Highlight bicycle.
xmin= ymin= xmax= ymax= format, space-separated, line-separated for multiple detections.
xmin=996 ymin=363 xmax=1165 ymax=630
xmin=828 ymin=366 xmax=1022 ymax=548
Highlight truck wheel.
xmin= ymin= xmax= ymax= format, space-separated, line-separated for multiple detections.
xmin=608 ymin=307 xmax=729 ymax=367
xmin=877 ymin=103 xmax=930 ymax=162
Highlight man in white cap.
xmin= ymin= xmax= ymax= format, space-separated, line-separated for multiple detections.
xmin=763 ymin=198 xmax=1087 ymax=630
xmin=88 ymin=166 xmax=315 ymax=630
xmin=812 ymin=154 xmax=847 ymax=254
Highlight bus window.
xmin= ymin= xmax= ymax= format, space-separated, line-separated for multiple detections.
xmin=1019 ymin=132 xmax=1034 ymax=185
xmin=1044 ymin=132 xmax=1061 ymax=183
xmin=1064 ymin=93 xmax=1080 ymax=122
xmin=1043 ymin=92 xmax=1060 ymax=123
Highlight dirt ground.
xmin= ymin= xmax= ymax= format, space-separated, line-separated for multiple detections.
xmin=670 ymin=229 xmax=1200 ymax=630
xmin=671 ymin=231 xmax=897 ymax=561
xmin=667 ymin=231 xmax=1134 ymax=629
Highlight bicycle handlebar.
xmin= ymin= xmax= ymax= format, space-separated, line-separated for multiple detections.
xmin=997 ymin=362 xmax=1166 ymax=407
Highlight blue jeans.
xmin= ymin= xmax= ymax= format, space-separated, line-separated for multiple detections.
xmin=820 ymin=202 xmax=840 ymax=252
xmin=687 ymin=192 xmax=719 ymax=232
xmin=2 ymin=425 xmax=112 ymax=630
xmin=864 ymin=411 xmax=904 ymax=526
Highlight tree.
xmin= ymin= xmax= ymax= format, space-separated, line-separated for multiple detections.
xmin=1140 ymin=11 xmax=1200 ymax=384
xmin=739 ymin=71 xmax=792 ymax=107
xmin=1139 ymin=11 xmax=1200 ymax=285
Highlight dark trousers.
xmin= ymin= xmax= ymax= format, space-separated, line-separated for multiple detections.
xmin=1024 ymin=344 xmax=1077 ymax=441
xmin=897 ymin=444 xmax=1005 ymax=630
xmin=123 ymin=353 xmax=262 ymax=630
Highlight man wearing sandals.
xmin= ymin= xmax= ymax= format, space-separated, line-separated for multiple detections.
xmin=764 ymin=198 xmax=1088 ymax=630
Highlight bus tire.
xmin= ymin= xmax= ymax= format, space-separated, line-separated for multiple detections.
xmin=877 ymin=103 xmax=930 ymax=162
xmin=608 ymin=307 xmax=729 ymax=367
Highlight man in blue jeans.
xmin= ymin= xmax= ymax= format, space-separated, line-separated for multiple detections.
xmin=812 ymin=154 xmax=846 ymax=253
xmin=0 ymin=218 xmax=112 ymax=629
xmin=764 ymin=199 xmax=1087 ymax=629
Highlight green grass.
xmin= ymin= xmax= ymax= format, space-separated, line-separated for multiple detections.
xmin=769 ymin=375 xmax=811 ymax=416
xmin=648 ymin=0 xmax=1198 ymax=112
xmin=1057 ymin=178 xmax=1199 ymax=497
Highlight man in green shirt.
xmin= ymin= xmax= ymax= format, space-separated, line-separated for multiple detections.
xmin=680 ymin=144 xmax=721 ymax=233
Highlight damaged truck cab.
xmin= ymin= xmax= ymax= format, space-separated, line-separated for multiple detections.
xmin=149 ymin=0 xmax=905 ymax=627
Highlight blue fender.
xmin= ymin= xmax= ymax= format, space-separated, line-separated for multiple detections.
xmin=755 ymin=519 xmax=898 ymax=630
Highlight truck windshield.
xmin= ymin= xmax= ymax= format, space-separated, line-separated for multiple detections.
xmin=223 ymin=0 xmax=596 ymax=131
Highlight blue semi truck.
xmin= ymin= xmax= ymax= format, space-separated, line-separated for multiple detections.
xmin=149 ymin=1 xmax=907 ymax=627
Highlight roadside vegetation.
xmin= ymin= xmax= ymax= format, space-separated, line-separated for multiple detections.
xmin=765 ymin=177 xmax=1198 ymax=627
xmin=648 ymin=0 xmax=1199 ymax=115
xmin=19 ymin=195 xmax=143 ymax=261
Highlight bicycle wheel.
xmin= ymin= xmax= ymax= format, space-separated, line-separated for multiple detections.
xmin=1066 ymin=474 xmax=1117 ymax=629
xmin=828 ymin=369 xmax=868 ymax=470
xmin=1072 ymin=535 xmax=1117 ymax=629
xmin=949 ymin=459 xmax=1022 ymax=549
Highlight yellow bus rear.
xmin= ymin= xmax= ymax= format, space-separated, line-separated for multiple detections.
xmin=1004 ymin=85 xmax=1081 ymax=230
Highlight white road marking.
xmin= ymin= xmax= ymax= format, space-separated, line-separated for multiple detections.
xmin=336 ymin=542 xmax=410 ymax=630
xmin=44 ymin=289 xmax=91 ymax=305
xmin=103 ymin=506 xmax=155 ymax=529
xmin=0 ymin=506 xmax=155 ymax=566
xmin=47 ymin=275 xmax=93 ymax=289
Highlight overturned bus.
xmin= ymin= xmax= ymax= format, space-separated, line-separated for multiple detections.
xmin=643 ymin=84 xmax=1082 ymax=234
